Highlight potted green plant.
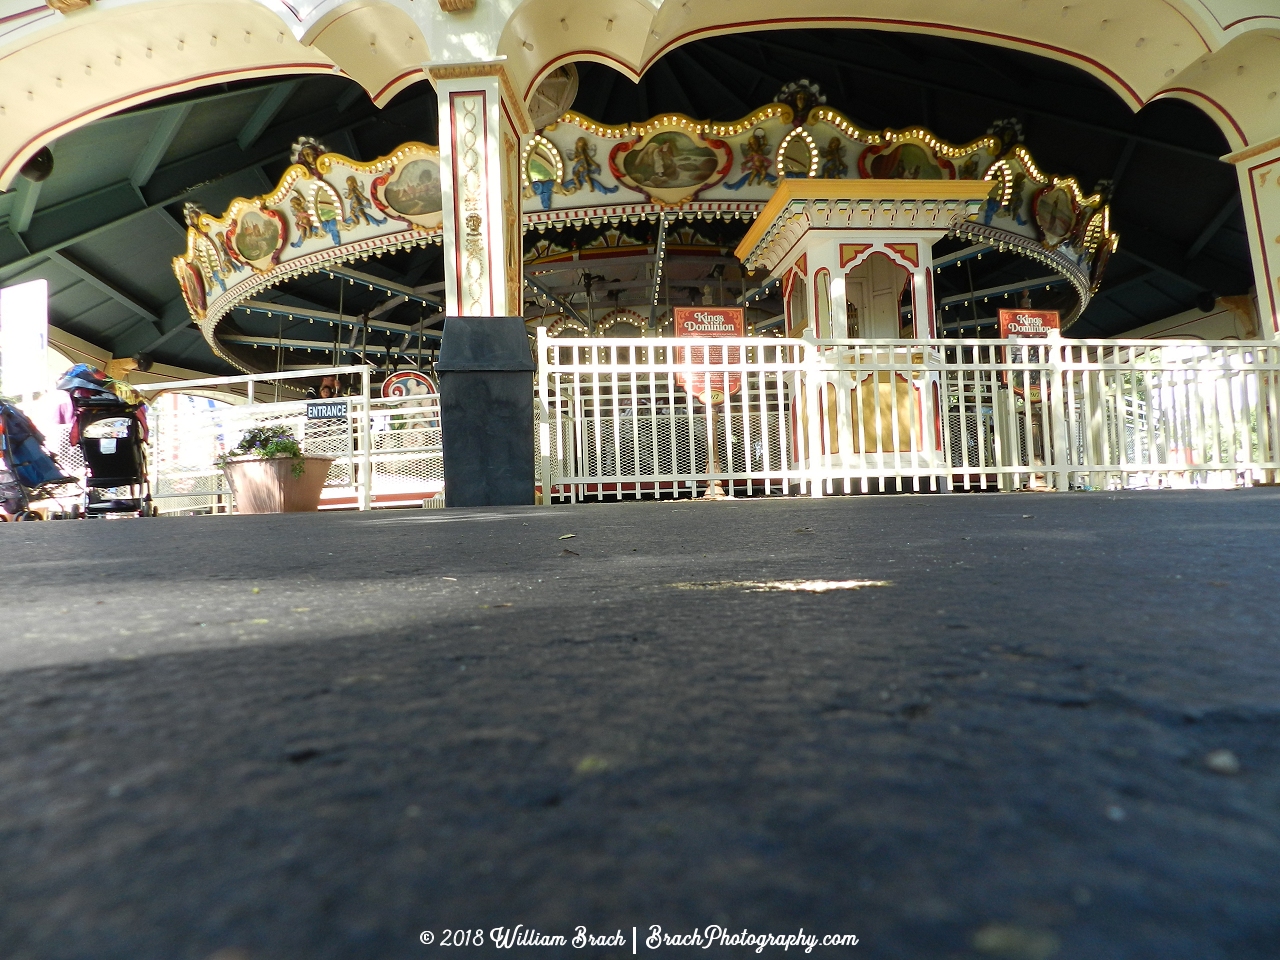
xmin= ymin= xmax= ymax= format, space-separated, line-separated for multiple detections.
xmin=216 ymin=425 xmax=335 ymax=514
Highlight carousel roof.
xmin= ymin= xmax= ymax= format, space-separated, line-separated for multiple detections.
xmin=0 ymin=28 xmax=1251 ymax=377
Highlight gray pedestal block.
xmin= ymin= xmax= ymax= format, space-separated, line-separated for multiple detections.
xmin=435 ymin=316 xmax=536 ymax=508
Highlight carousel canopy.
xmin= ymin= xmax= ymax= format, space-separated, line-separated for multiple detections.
xmin=0 ymin=28 xmax=1251 ymax=377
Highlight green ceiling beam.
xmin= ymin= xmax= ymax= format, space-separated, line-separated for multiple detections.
xmin=9 ymin=174 xmax=41 ymax=235
xmin=1185 ymin=194 xmax=1241 ymax=263
xmin=19 ymin=181 xmax=148 ymax=258
xmin=320 ymin=265 xmax=443 ymax=306
xmin=130 ymin=103 xmax=193 ymax=190
xmin=113 ymin=297 xmax=194 ymax=357
xmin=336 ymin=84 xmax=366 ymax=113
xmin=237 ymin=80 xmax=300 ymax=151
xmin=237 ymin=299 xmax=441 ymax=337
xmin=47 ymin=249 xmax=161 ymax=325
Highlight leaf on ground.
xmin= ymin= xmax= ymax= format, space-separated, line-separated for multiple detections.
xmin=575 ymin=755 xmax=610 ymax=774
xmin=559 ymin=534 xmax=576 ymax=540
xmin=1205 ymin=749 xmax=1240 ymax=774
xmin=972 ymin=925 xmax=1060 ymax=960
xmin=441 ymin=576 xmax=458 ymax=581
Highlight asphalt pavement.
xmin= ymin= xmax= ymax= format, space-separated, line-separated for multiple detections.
xmin=1 ymin=490 xmax=1278 ymax=960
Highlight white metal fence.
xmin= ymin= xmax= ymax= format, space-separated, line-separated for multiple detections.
xmin=135 ymin=365 xmax=445 ymax=514
xmin=536 ymin=331 xmax=1280 ymax=500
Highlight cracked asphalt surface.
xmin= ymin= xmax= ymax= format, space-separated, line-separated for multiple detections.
xmin=1 ymin=490 xmax=1278 ymax=960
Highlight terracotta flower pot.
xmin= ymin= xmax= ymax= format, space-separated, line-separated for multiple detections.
xmin=221 ymin=455 xmax=336 ymax=514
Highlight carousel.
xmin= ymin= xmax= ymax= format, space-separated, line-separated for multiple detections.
xmin=173 ymin=80 xmax=1117 ymax=386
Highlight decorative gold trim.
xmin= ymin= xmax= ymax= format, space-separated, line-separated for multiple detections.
xmin=735 ymin=179 xmax=992 ymax=266
xmin=1224 ymin=135 xmax=1280 ymax=166
xmin=553 ymin=105 xmax=792 ymax=140
xmin=426 ymin=60 xmax=532 ymax=134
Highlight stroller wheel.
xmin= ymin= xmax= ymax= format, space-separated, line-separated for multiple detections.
xmin=18 ymin=510 xmax=43 ymax=521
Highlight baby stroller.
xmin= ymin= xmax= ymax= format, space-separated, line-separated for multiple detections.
xmin=57 ymin=365 xmax=154 ymax=518
xmin=0 ymin=400 xmax=78 ymax=520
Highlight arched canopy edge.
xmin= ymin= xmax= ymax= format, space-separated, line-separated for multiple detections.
xmin=1150 ymin=87 xmax=1248 ymax=151
xmin=1 ymin=62 xmax=340 ymax=192
xmin=638 ymin=17 xmax=1149 ymax=110
xmin=506 ymin=4 xmax=1228 ymax=109
xmin=1152 ymin=30 xmax=1280 ymax=152
xmin=0 ymin=0 xmax=339 ymax=191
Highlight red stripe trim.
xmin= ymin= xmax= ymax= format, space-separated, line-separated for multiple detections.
xmin=1247 ymin=155 xmax=1280 ymax=334
xmin=1220 ymin=15 xmax=1280 ymax=28
xmin=372 ymin=67 xmax=426 ymax=104
xmin=0 ymin=6 xmax=43 ymax=26
xmin=524 ymin=50 xmax=640 ymax=99
xmin=449 ymin=90 xmax=493 ymax=316
xmin=1155 ymin=87 xmax=1248 ymax=146
xmin=450 ymin=91 xmax=467 ymax=315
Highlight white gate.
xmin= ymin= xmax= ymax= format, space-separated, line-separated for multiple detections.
xmin=536 ymin=330 xmax=805 ymax=502
xmin=536 ymin=332 xmax=1280 ymax=499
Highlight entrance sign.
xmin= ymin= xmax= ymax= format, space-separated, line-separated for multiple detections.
xmin=0 ymin=280 xmax=48 ymax=400
xmin=306 ymin=400 xmax=349 ymax=420
xmin=673 ymin=306 xmax=744 ymax=405
xmin=999 ymin=309 xmax=1060 ymax=338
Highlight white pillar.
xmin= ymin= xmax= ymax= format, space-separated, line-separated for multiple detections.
xmin=1233 ymin=141 xmax=1280 ymax=339
xmin=429 ymin=62 xmax=531 ymax=318
xmin=806 ymin=238 xmax=842 ymax=339
xmin=911 ymin=245 xmax=937 ymax=339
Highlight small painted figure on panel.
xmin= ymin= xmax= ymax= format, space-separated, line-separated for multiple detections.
xmin=570 ymin=138 xmax=604 ymax=192
xmin=726 ymin=129 xmax=776 ymax=189
xmin=820 ymin=137 xmax=847 ymax=179
xmin=344 ymin=176 xmax=387 ymax=227
xmin=563 ymin=138 xmax=617 ymax=196
xmin=289 ymin=192 xmax=323 ymax=247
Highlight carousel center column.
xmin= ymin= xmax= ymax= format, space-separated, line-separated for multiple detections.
xmin=428 ymin=60 xmax=535 ymax=507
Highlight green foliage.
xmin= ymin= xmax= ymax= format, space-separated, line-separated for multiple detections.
xmin=216 ymin=425 xmax=306 ymax=478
